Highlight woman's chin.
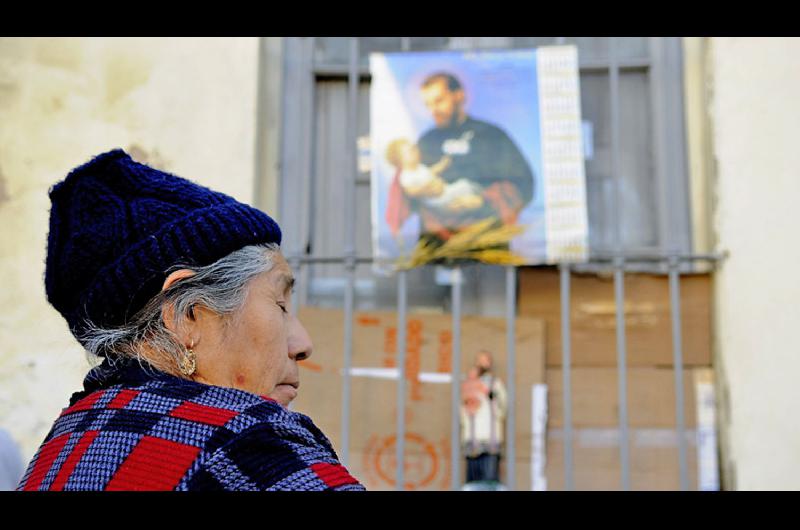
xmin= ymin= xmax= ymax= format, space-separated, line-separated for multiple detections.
xmin=269 ymin=384 xmax=298 ymax=406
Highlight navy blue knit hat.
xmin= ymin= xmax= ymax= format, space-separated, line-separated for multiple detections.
xmin=45 ymin=149 xmax=282 ymax=343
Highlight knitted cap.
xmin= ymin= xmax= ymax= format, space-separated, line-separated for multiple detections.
xmin=45 ymin=149 xmax=282 ymax=343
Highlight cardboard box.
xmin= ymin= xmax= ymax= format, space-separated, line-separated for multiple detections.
xmin=543 ymin=368 xmax=716 ymax=490
xmin=518 ymin=267 xmax=712 ymax=367
xmin=546 ymin=367 xmax=699 ymax=428
xmin=292 ymin=306 xmax=546 ymax=491
xmin=545 ymin=432 xmax=700 ymax=490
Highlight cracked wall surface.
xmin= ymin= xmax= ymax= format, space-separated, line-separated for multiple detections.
xmin=709 ymin=37 xmax=800 ymax=490
xmin=0 ymin=37 xmax=259 ymax=465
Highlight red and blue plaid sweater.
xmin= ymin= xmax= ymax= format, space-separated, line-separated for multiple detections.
xmin=17 ymin=357 xmax=365 ymax=491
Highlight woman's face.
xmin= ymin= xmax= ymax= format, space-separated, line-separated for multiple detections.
xmin=192 ymin=252 xmax=313 ymax=406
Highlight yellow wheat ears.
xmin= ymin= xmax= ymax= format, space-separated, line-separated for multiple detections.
xmin=395 ymin=217 xmax=528 ymax=269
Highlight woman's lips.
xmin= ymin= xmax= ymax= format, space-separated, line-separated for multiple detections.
xmin=274 ymin=383 xmax=298 ymax=402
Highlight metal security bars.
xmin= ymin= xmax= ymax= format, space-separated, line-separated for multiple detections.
xmin=277 ymin=37 xmax=722 ymax=491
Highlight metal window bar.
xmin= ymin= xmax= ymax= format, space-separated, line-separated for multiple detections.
xmin=656 ymin=37 xmax=692 ymax=492
xmin=613 ymin=259 xmax=631 ymax=491
xmin=289 ymin=253 xmax=723 ymax=267
xmin=395 ymin=35 xmax=411 ymax=492
xmin=552 ymin=35 xmax=575 ymax=493
xmin=312 ymin=59 xmax=651 ymax=80
xmin=303 ymin=38 xmax=319 ymax=311
xmin=339 ymin=37 xmax=359 ymax=469
xmin=505 ymin=265 xmax=517 ymax=490
xmin=451 ymin=266 xmax=463 ymax=490
xmin=396 ymin=269 xmax=407 ymax=490
xmin=662 ymin=38 xmax=691 ymax=489
xmin=285 ymin=38 xmax=315 ymax=317
xmin=282 ymin=37 xmax=721 ymax=491
xmin=560 ymin=263 xmax=574 ymax=490
xmin=609 ymin=37 xmax=632 ymax=491
xmin=670 ymin=256 xmax=689 ymax=491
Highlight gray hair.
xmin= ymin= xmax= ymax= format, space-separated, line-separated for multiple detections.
xmin=79 ymin=243 xmax=281 ymax=376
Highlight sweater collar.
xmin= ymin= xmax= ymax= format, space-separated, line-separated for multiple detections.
xmin=69 ymin=356 xmax=167 ymax=406
xmin=68 ymin=356 xmax=337 ymax=459
xmin=69 ymin=355 xmax=280 ymax=407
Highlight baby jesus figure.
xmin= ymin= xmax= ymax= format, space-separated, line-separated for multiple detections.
xmin=385 ymin=137 xmax=484 ymax=213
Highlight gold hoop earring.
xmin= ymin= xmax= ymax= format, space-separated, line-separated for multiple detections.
xmin=179 ymin=343 xmax=197 ymax=377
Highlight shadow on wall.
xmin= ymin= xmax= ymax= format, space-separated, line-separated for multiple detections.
xmin=0 ymin=164 xmax=8 ymax=205
xmin=0 ymin=427 xmax=24 ymax=490
xmin=126 ymin=144 xmax=171 ymax=172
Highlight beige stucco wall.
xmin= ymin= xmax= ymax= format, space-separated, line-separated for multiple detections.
xmin=682 ymin=37 xmax=714 ymax=258
xmin=5 ymin=36 xmax=799 ymax=492
xmin=709 ymin=37 xmax=800 ymax=490
xmin=0 ymin=37 xmax=260 ymax=466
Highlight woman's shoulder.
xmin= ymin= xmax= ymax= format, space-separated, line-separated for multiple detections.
xmin=184 ymin=408 xmax=362 ymax=491
xmin=20 ymin=378 xmax=288 ymax=491
xmin=54 ymin=356 xmax=339 ymax=452
xmin=49 ymin=373 xmax=286 ymax=445
xmin=23 ymin=376 xmax=360 ymax=491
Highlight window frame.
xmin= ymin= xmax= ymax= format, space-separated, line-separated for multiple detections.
xmin=278 ymin=37 xmax=694 ymax=271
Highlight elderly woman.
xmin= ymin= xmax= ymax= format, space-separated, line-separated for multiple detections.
xmin=17 ymin=149 xmax=364 ymax=491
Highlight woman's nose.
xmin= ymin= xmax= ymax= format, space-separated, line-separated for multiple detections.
xmin=289 ymin=317 xmax=313 ymax=361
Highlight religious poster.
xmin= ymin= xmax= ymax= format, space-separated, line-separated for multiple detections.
xmin=370 ymin=46 xmax=589 ymax=272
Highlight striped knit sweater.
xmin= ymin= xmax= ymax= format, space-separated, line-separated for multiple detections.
xmin=17 ymin=357 xmax=365 ymax=491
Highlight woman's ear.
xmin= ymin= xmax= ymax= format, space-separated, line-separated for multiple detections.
xmin=161 ymin=269 xmax=197 ymax=342
xmin=161 ymin=298 xmax=199 ymax=339
xmin=162 ymin=269 xmax=196 ymax=291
